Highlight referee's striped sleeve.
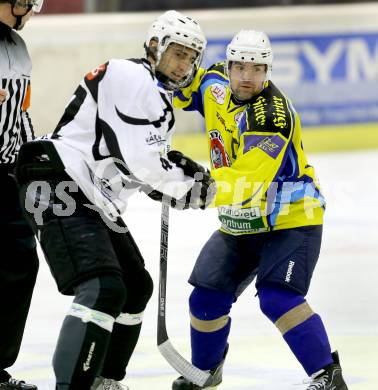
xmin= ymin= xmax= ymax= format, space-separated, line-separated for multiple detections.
xmin=20 ymin=110 xmax=34 ymax=142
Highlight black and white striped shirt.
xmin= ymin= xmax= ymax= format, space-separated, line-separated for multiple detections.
xmin=0 ymin=25 xmax=34 ymax=167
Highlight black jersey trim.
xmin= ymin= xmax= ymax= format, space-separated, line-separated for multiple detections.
xmin=99 ymin=117 xmax=143 ymax=190
xmin=52 ymin=85 xmax=88 ymax=139
xmin=115 ymin=91 xmax=174 ymax=130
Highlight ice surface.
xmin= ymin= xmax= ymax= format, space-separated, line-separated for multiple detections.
xmin=11 ymin=150 xmax=378 ymax=389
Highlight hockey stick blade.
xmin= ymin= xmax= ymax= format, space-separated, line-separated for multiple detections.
xmin=157 ymin=203 xmax=212 ymax=387
xmin=158 ymin=339 xmax=212 ymax=387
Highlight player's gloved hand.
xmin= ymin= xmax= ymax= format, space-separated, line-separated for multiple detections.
xmin=167 ymin=150 xmax=216 ymax=209
xmin=180 ymin=170 xmax=216 ymax=210
xmin=167 ymin=150 xmax=207 ymax=177
xmin=140 ymin=186 xmax=163 ymax=202
xmin=139 ymin=186 xmax=180 ymax=208
xmin=140 ymin=174 xmax=216 ymax=210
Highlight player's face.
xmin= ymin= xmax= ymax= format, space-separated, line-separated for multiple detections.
xmin=1 ymin=1 xmax=34 ymax=30
xmin=229 ymin=62 xmax=267 ymax=101
xmin=157 ymin=43 xmax=198 ymax=83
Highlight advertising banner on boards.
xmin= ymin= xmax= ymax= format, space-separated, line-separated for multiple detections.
xmin=204 ymin=32 xmax=378 ymax=126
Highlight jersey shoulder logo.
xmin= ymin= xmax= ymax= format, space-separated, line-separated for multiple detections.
xmin=210 ymin=83 xmax=227 ymax=105
xmin=86 ymin=63 xmax=108 ymax=81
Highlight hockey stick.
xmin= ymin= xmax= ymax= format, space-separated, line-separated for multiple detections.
xmin=157 ymin=202 xmax=212 ymax=387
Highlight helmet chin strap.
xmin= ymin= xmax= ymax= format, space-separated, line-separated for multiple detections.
xmin=154 ymin=70 xmax=176 ymax=91
xmin=144 ymin=43 xmax=158 ymax=63
xmin=10 ymin=2 xmax=32 ymax=30
xmin=145 ymin=44 xmax=176 ymax=90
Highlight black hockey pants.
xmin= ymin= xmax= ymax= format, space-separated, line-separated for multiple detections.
xmin=16 ymin=159 xmax=153 ymax=389
xmin=0 ymin=169 xmax=39 ymax=371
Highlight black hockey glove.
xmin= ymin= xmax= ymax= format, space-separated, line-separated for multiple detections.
xmin=167 ymin=150 xmax=207 ymax=177
xmin=167 ymin=150 xmax=216 ymax=209
xmin=180 ymin=170 xmax=216 ymax=210
xmin=140 ymin=174 xmax=216 ymax=211
xmin=139 ymin=185 xmax=181 ymax=208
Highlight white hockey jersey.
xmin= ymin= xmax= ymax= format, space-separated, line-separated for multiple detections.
xmin=46 ymin=58 xmax=194 ymax=219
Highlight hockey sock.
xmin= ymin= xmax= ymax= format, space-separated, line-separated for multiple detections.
xmin=101 ymin=313 xmax=144 ymax=380
xmin=258 ymin=283 xmax=332 ymax=376
xmin=189 ymin=287 xmax=234 ymax=370
xmin=283 ymin=313 xmax=333 ymax=375
xmin=54 ymin=276 xmax=126 ymax=389
xmin=101 ymin=269 xmax=153 ymax=380
xmin=54 ymin=315 xmax=113 ymax=389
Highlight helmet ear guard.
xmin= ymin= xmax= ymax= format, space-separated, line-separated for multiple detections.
xmin=145 ymin=10 xmax=207 ymax=90
xmin=226 ymin=30 xmax=273 ymax=81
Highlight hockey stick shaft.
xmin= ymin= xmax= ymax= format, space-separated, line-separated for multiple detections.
xmin=157 ymin=202 xmax=212 ymax=387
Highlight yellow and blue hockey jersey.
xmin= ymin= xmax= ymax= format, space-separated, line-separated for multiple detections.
xmin=174 ymin=62 xmax=325 ymax=235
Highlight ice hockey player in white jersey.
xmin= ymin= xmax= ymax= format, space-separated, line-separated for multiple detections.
xmin=15 ymin=10 xmax=213 ymax=390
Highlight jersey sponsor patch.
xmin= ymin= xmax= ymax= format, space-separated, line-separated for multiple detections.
xmin=209 ymin=130 xmax=231 ymax=168
xmin=218 ymin=206 xmax=265 ymax=234
xmin=243 ymin=134 xmax=285 ymax=159
xmin=272 ymin=96 xmax=288 ymax=129
xmin=210 ymin=83 xmax=226 ymax=104
xmin=145 ymin=131 xmax=163 ymax=146
xmin=251 ymin=96 xmax=268 ymax=127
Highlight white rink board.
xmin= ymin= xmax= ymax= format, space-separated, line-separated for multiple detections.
xmin=13 ymin=150 xmax=378 ymax=389
xmin=20 ymin=3 xmax=378 ymax=135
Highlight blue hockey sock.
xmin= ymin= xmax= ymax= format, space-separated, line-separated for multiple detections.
xmin=191 ymin=319 xmax=231 ymax=370
xmin=258 ymin=284 xmax=332 ymax=376
xmin=189 ymin=287 xmax=234 ymax=370
xmin=283 ymin=313 xmax=332 ymax=375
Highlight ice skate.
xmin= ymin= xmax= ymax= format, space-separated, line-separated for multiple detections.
xmin=306 ymin=351 xmax=348 ymax=390
xmin=91 ymin=376 xmax=129 ymax=390
xmin=172 ymin=374 xmax=219 ymax=390
xmin=0 ymin=371 xmax=37 ymax=390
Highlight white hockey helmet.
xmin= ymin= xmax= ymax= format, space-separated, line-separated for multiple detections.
xmin=226 ymin=30 xmax=273 ymax=81
xmin=31 ymin=0 xmax=43 ymax=13
xmin=145 ymin=10 xmax=207 ymax=89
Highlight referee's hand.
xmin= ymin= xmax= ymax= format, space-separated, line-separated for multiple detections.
xmin=0 ymin=89 xmax=7 ymax=104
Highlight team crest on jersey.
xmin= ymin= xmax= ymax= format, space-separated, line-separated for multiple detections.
xmin=209 ymin=130 xmax=231 ymax=168
xmin=210 ymin=83 xmax=226 ymax=105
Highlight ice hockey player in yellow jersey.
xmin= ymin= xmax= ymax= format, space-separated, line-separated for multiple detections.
xmin=172 ymin=30 xmax=348 ymax=390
